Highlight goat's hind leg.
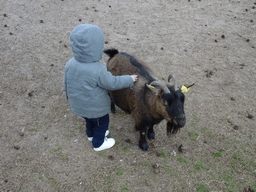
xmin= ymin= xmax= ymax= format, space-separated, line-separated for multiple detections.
xmin=147 ymin=125 xmax=155 ymax=140
xmin=109 ymin=92 xmax=116 ymax=113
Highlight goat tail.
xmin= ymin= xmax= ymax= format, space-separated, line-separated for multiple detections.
xmin=104 ymin=49 xmax=119 ymax=59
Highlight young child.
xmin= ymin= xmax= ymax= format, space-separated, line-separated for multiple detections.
xmin=63 ymin=24 xmax=138 ymax=151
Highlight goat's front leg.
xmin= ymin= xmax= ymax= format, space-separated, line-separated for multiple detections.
xmin=137 ymin=123 xmax=149 ymax=151
xmin=147 ymin=125 xmax=155 ymax=140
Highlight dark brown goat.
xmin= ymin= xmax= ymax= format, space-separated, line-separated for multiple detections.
xmin=104 ymin=49 xmax=192 ymax=151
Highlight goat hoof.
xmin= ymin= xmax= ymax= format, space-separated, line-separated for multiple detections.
xmin=148 ymin=132 xmax=155 ymax=140
xmin=139 ymin=141 xmax=149 ymax=151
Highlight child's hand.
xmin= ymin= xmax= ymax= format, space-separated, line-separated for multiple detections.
xmin=131 ymin=75 xmax=138 ymax=82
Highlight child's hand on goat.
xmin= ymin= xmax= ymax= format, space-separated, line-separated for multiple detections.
xmin=131 ymin=75 xmax=138 ymax=82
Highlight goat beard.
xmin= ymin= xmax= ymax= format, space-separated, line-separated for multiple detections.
xmin=166 ymin=122 xmax=180 ymax=136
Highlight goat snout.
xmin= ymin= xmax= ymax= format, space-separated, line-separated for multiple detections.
xmin=173 ymin=114 xmax=186 ymax=127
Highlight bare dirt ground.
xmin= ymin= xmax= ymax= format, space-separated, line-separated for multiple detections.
xmin=1 ymin=0 xmax=256 ymax=191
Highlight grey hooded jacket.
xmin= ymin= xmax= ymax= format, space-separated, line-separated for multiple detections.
xmin=63 ymin=24 xmax=134 ymax=118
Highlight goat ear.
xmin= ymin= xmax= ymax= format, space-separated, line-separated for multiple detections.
xmin=146 ymin=84 xmax=161 ymax=95
xmin=180 ymin=83 xmax=195 ymax=93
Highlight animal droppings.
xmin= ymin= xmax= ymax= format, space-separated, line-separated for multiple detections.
xmin=104 ymin=41 xmax=108 ymax=44
xmin=156 ymin=151 xmax=161 ymax=157
xmin=3 ymin=13 xmax=7 ymax=17
xmin=233 ymin=125 xmax=239 ymax=130
xmin=64 ymin=44 xmax=67 ymax=48
xmin=108 ymin=155 xmax=114 ymax=160
xmin=109 ymin=5 xmax=111 ymax=8
xmin=178 ymin=144 xmax=183 ymax=153
xmin=125 ymin=138 xmax=131 ymax=143
xmin=246 ymin=39 xmax=250 ymax=42
xmin=86 ymin=7 xmax=89 ymax=10
xmin=221 ymin=35 xmax=225 ymax=39
xmin=79 ymin=19 xmax=82 ymax=22
xmin=250 ymin=19 xmax=253 ymax=22
xmin=230 ymin=97 xmax=235 ymax=101
xmin=40 ymin=20 xmax=44 ymax=23
xmin=215 ymin=39 xmax=218 ymax=43
xmin=14 ymin=145 xmax=20 ymax=150
xmin=9 ymin=32 xmax=13 ymax=35
xmin=20 ymin=132 xmax=24 ymax=136
xmin=4 ymin=24 xmax=7 ymax=27
xmin=206 ymin=70 xmax=213 ymax=78
xmin=245 ymin=9 xmax=248 ymax=12
xmin=28 ymin=91 xmax=34 ymax=97
xmin=247 ymin=113 xmax=253 ymax=119
xmin=161 ymin=47 xmax=164 ymax=50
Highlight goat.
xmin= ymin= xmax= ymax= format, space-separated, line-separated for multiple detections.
xmin=104 ymin=49 xmax=193 ymax=151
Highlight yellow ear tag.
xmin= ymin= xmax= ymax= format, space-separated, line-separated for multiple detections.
xmin=181 ymin=85 xmax=190 ymax=93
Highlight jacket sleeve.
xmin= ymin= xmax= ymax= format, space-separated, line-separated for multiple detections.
xmin=97 ymin=66 xmax=134 ymax=90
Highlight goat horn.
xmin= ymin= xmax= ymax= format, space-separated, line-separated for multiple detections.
xmin=168 ymin=75 xmax=178 ymax=91
xmin=150 ymin=81 xmax=170 ymax=94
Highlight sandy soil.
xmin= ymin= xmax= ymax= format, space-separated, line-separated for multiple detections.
xmin=1 ymin=0 xmax=256 ymax=191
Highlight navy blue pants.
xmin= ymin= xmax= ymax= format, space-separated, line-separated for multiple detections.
xmin=83 ymin=114 xmax=109 ymax=148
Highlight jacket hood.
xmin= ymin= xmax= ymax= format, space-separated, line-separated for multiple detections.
xmin=70 ymin=24 xmax=104 ymax=63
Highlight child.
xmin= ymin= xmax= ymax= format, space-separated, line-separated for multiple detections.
xmin=63 ymin=24 xmax=138 ymax=151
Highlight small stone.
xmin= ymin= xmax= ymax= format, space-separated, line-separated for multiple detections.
xmin=3 ymin=13 xmax=7 ymax=17
xmin=230 ymin=97 xmax=235 ymax=101
xmin=215 ymin=40 xmax=218 ymax=43
xmin=44 ymin=137 xmax=48 ymax=140
xmin=245 ymin=9 xmax=248 ymax=12
xmin=64 ymin=44 xmax=67 ymax=48
xmin=221 ymin=35 xmax=225 ymax=39
xmin=4 ymin=179 xmax=8 ymax=183
xmin=250 ymin=19 xmax=253 ymax=22
xmin=14 ymin=145 xmax=20 ymax=150
xmin=20 ymin=132 xmax=24 ymax=136
xmin=50 ymin=64 xmax=54 ymax=66
xmin=104 ymin=41 xmax=108 ymax=44
xmin=40 ymin=20 xmax=44 ymax=23
xmin=246 ymin=39 xmax=250 ymax=42
xmin=9 ymin=32 xmax=13 ymax=35
xmin=41 ymin=106 xmax=45 ymax=108
xmin=161 ymin=47 xmax=164 ymax=50
xmin=109 ymin=5 xmax=111 ymax=8
xmin=86 ymin=7 xmax=89 ymax=10
xmin=125 ymin=138 xmax=131 ymax=143
xmin=79 ymin=19 xmax=82 ymax=22
xmin=4 ymin=24 xmax=7 ymax=27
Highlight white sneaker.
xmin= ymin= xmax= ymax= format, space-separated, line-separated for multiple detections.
xmin=93 ymin=138 xmax=115 ymax=151
xmin=88 ymin=130 xmax=109 ymax=141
